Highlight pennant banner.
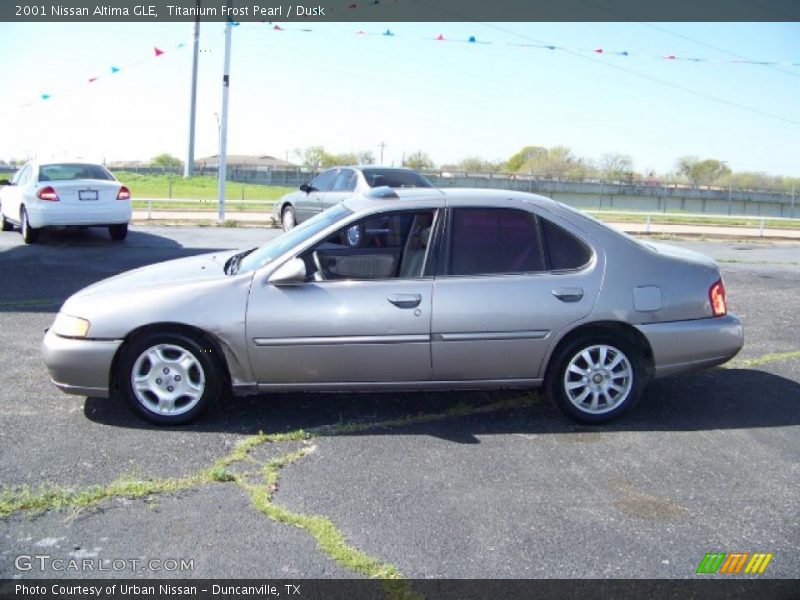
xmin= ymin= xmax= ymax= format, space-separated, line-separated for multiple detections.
xmin=261 ymin=23 xmax=800 ymax=68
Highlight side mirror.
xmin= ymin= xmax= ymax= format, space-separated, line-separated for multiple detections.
xmin=269 ymin=258 xmax=307 ymax=286
xmin=0 ymin=179 xmax=10 ymax=186
xmin=299 ymin=183 xmax=310 ymax=193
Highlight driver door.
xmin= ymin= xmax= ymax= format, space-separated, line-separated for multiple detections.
xmin=246 ymin=209 xmax=437 ymax=386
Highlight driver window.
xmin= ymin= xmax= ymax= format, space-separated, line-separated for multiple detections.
xmin=304 ymin=210 xmax=435 ymax=281
xmin=308 ymin=169 xmax=337 ymax=192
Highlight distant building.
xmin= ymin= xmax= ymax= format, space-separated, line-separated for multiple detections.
xmin=195 ymin=154 xmax=297 ymax=169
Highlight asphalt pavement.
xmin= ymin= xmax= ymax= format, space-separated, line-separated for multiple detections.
xmin=0 ymin=225 xmax=798 ymax=580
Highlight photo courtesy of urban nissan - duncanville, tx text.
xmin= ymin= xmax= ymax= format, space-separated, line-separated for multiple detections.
xmin=42 ymin=187 xmax=743 ymax=425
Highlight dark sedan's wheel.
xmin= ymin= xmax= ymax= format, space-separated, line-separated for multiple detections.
xmin=546 ymin=334 xmax=645 ymax=424
xmin=21 ymin=208 xmax=39 ymax=244
xmin=117 ymin=330 xmax=223 ymax=425
xmin=109 ymin=223 xmax=128 ymax=241
xmin=281 ymin=205 xmax=296 ymax=232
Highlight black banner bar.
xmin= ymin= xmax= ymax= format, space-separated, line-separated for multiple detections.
xmin=2 ymin=0 xmax=800 ymax=23
xmin=1 ymin=579 xmax=798 ymax=600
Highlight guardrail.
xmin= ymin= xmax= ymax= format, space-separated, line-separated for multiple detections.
xmin=131 ymin=198 xmax=800 ymax=237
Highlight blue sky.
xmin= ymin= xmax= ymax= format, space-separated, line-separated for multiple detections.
xmin=0 ymin=21 xmax=798 ymax=175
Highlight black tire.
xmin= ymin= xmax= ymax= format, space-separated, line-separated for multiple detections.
xmin=117 ymin=330 xmax=224 ymax=425
xmin=109 ymin=223 xmax=128 ymax=241
xmin=281 ymin=205 xmax=296 ymax=232
xmin=546 ymin=333 xmax=645 ymax=424
xmin=1 ymin=208 xmax=12 ymax=232
xmin=21 ymin=207 xmax=39 ymax=244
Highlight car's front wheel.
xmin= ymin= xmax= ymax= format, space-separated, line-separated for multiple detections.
xmin=117 ymin=330 xmax=224 ymax=425
xmin=1 ymin=207 xmax=12 ymax=232
xmin=109 ymin=223 xmax=128 ymax=241
xmin=546 ymin=333 xmax=645 ymax=424
xmin=20 ymin=207 xmax=39 ymax=244
xmin=281 ymin=205 xmax=296 ymax=231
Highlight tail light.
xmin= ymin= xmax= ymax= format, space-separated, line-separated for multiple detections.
xmin=117 ymin=186 xmax=131 ymax=200
xmin=37 ymin=186 xmax=59 ymax=201
xmin=709 ymin=279 xmax=727 ymax=317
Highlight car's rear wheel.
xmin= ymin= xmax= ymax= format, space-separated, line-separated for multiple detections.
xmin=20 ymin=207 xmax=39 ymax=244
xmin=546 ymin=333 xmax=644 ymax=424
xmin=117 ymin=330 xmax=223 ymax=425
xmin=109 ymin=223 xmax=128 ymax=241
xmin=281 ymin=205 xmax=296 ymax=232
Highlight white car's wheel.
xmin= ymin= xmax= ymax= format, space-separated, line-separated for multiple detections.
xmin=0 ymin=207 xmax=12 ymax=232
xmin=282 ymin=205 xmax=296 ymax=232
xmin=109 ymin=224 xmax=128 ymax=241
xmin=547 ymin=333 xmax=645 ymax=424
xmin=21 ymin=207 xmax=39 ymax=244
xmin=118 ymin=330 xmax=224 ymax=425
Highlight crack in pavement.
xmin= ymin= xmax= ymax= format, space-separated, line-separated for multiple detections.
xmin=0 ymin=393 xmax=540 ymax=588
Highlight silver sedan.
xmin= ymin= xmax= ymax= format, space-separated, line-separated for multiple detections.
xmin=43 ymin=188 xmax=743 ymax=425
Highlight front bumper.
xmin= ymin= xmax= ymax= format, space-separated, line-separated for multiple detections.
xmin=636 ymin=313 xmax=744 ymax=378
xmin=42 ymin=328 xmax=122 ymax=398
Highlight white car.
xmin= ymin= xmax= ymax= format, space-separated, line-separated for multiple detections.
xmin=0 ymin=162 xmax=132 ymax=243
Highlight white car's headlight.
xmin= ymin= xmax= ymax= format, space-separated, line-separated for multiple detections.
xmin=52 ymin=313 xmax=91 ymax=338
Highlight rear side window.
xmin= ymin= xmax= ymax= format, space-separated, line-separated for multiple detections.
xmin=541 ymin=218 xmax=592 ymax=270
xmin=448 ymin=208 xmax=545 ymax=276
xmin=331 ymin=169 xmax=357 ymax=192
xmin=39 ymin=163 xmax=114 ymax=182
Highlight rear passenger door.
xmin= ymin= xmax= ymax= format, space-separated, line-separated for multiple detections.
xmin=430 ymin=205 xmax=601 ymax=381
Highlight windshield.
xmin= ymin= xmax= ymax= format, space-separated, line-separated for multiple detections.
xmin=237 ymin=204 xmax=352 ymax=273
xmin=39 ymin=163 xmax=115 ymax=182
xmin=362 ymin=168 xmax=432 ymax=189
xmin=556 ymin=202 xmax=656 ymax=251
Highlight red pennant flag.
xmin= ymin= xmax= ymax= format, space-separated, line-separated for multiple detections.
xmin=154 ymin=47 xmax=164 ymax=57
xmin=88 ymin=77 xmax=98 ymax=83
xmin=436 ymin=34 xmax=445 ymax=41
xmin=348 ymin=3 xmax=357 ymax=7
xmin=356 ymin=30 xmax=366 ymax=35
xmin=594 ymin=47 xmax=603 ymax=53
xmin=273 ymin=25 xmax=283 ymax=30
xmin=665 ymin=55 xmax=676 ymax=60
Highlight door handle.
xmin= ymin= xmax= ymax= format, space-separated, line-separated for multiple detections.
xmin=387 ymin=294 xmax=422 ymax=309
xmin=552 ymin=287 xmax=584 ymax=303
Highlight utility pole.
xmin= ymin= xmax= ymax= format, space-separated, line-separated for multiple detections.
xmin=728 ymin=181 xmax=732 ymax=216
xmin=184 ymin=2 xmax=200 ymax=177
xmin=378 ymin=141 xmax=386 ymax=165
xmin=217 ymin=14 xmax=232 ymax=223
xmin=792 ymin=181 xmax=796 ymax=219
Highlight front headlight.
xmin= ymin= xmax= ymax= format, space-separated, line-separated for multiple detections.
xmin=52 ymin=313 xmax=90 ymax=338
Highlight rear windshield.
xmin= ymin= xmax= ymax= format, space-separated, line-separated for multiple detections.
xmin=39 ymin=163 xmax=115 ymax=182
xmin=362 ymin=168 xmax=432 ymax=189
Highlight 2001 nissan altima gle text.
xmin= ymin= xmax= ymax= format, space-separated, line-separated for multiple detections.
xmin=42 ymin=187 xmax=744 ymax=425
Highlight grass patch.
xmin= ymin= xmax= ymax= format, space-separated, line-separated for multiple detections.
xmin=727 ymin=349 xmax=800 ymax=369
xmin=113 ymin=171 xmax=292 ymax=202
xmin=590 ymin=210 xmax=800 ymax=230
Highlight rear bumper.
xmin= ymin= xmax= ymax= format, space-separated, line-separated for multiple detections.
xmin=637 ymin=314 xmax=744 ymax=378
xmin=27 ymin=201 xmax=131 ymax=228
xmin=42 ymin=328 xmax=121 ymax=398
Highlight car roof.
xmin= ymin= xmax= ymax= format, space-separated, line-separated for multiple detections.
xmin=343 ymin=187 xmax=559 ymax=213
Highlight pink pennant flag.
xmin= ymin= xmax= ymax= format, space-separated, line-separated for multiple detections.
xmin=88 ymin=77 xmax=98 ymax=83
xmin=436 ymin=34 xmax=445 ymax=41
xmin=665 ymin=55 xmax=676 ymax=60
xmin=356 ymin=30 xmax=366 ymax=35
xmin=594 ymin=48 xmax=603 ymax=53
xmin=154 ymin=47 xmax=164 ymax=57
xmin=273 ymin=25 xmax=283 ymax=30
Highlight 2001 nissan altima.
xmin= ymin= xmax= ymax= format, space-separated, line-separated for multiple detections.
xmin=42 ymin=187 xmax=744 ymax=425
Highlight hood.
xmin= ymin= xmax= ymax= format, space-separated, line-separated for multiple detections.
xmin=73 ymin=251 xmax=236 ymax=300
xmin=646 ymin=241 xmax=718 ymax=270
